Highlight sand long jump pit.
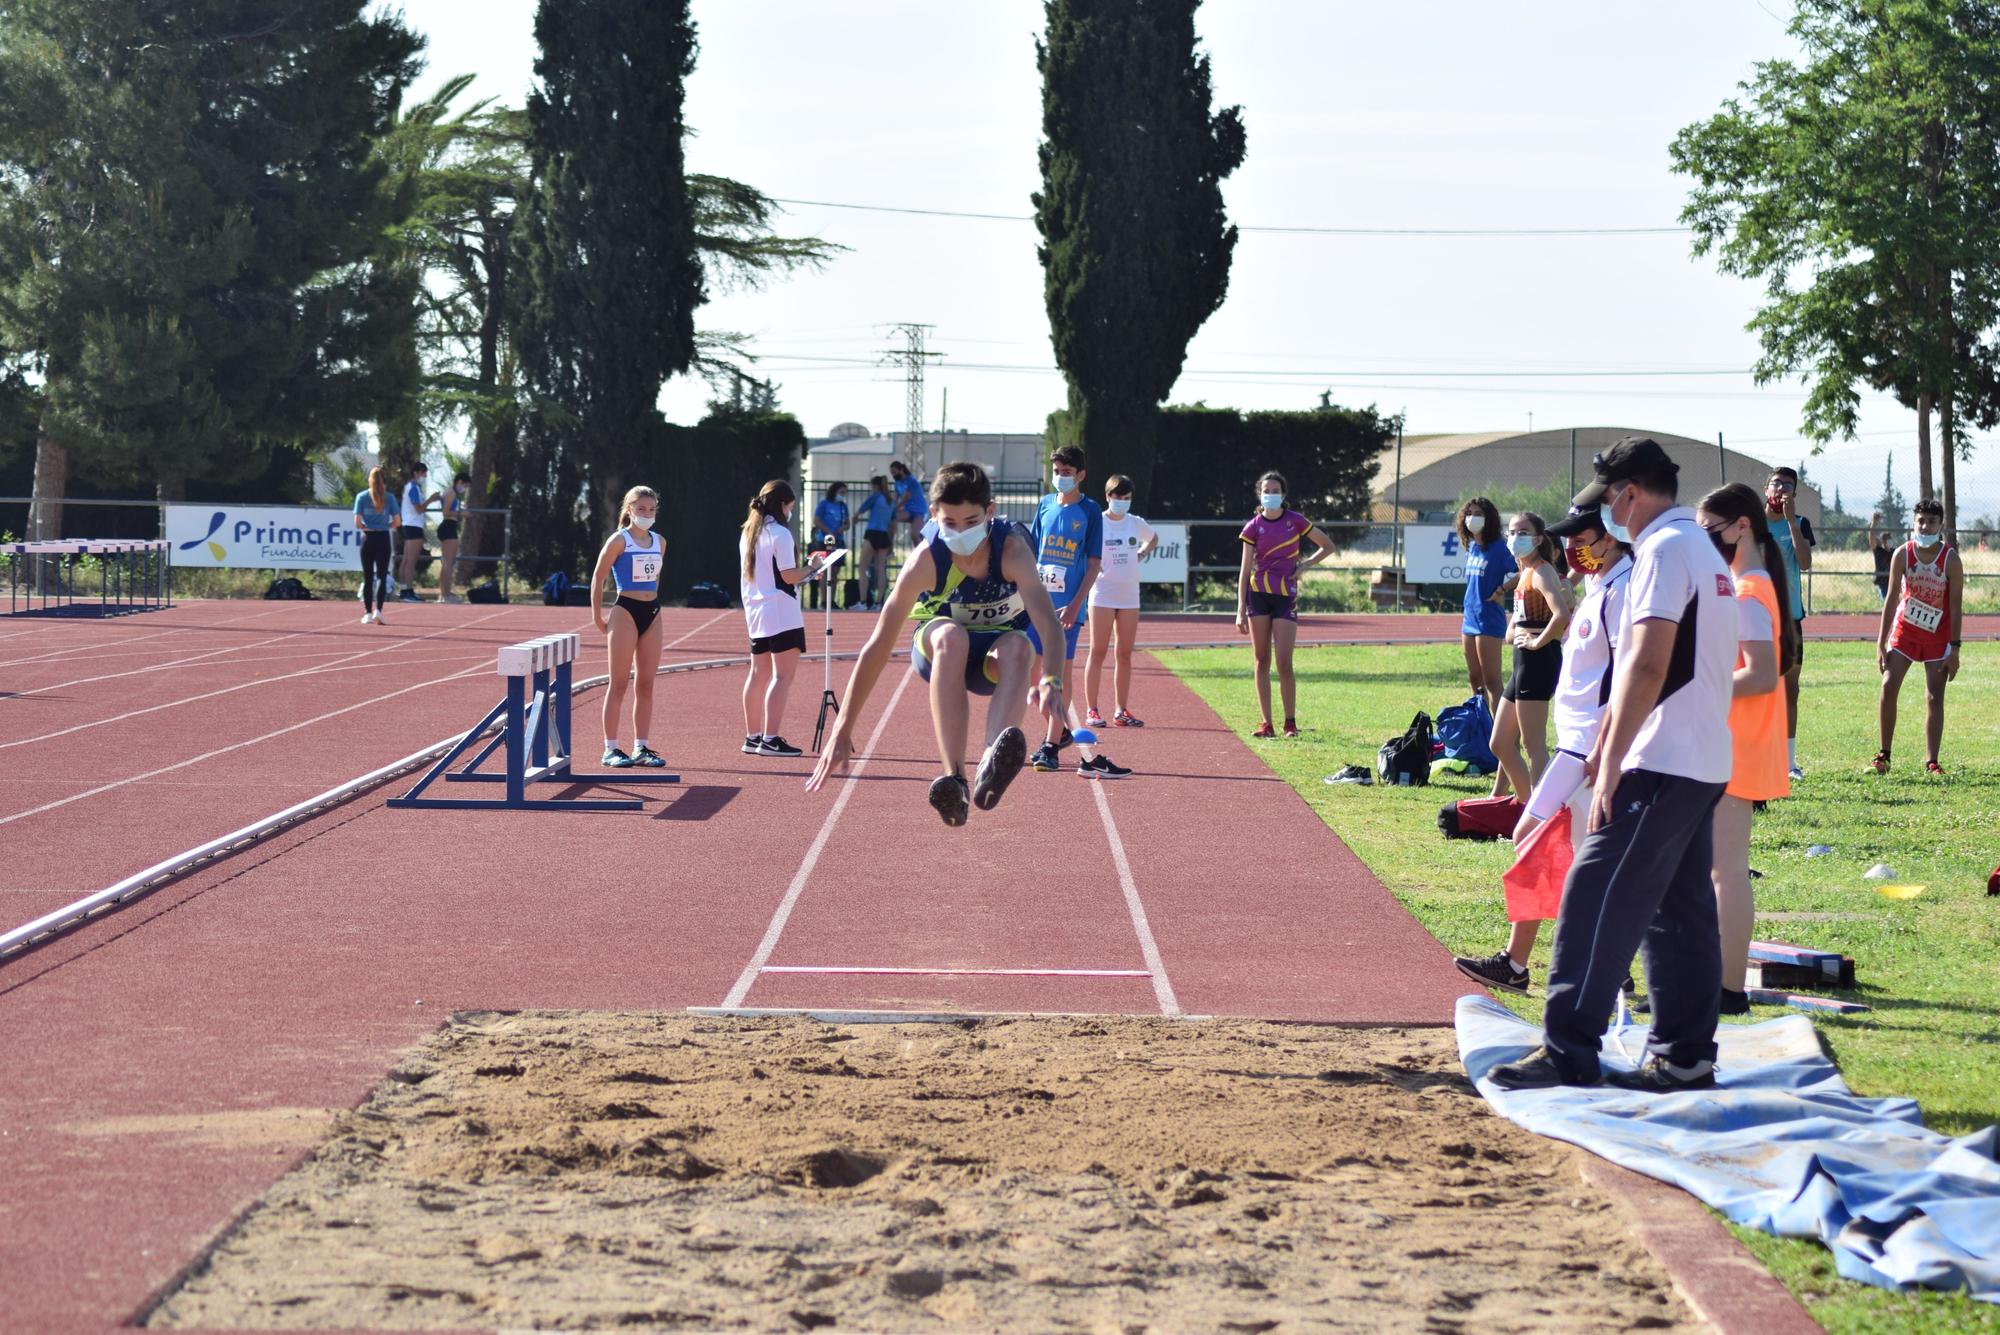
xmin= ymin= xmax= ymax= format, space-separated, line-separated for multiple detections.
xmin=144 ymin=1012 xmax=1694 ymax=1332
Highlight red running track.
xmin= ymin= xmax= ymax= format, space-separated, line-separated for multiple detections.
xmin=2 ymin=599 xmax=1994 ymax=1332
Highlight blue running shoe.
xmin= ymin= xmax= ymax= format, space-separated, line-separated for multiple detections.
xmin=602 ymin=746 xmax=635 ymax=768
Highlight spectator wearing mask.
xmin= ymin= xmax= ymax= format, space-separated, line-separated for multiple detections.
xmin=1490 ymin=437 xmax=1740 ymax=1094
xmin=1457 ymin=496 xmax=1515 ymax=721
xmin=1698 ymin=482 xmax=1792 ymax=1016
xmin=1871 ymin=498 xmax=1964 ymax=776
xmin=1869 ymin=511 xmax=1893 ymax=603
xmin=854 ymin=475 xmax=896 ymax=610
xmin=1489 ymin=511 xmax=1571 ymax=801
xmin=808 ymin=482 xmax=851 ymax=611
xmin=1764 ymin=467 xmax=1815 ymax=778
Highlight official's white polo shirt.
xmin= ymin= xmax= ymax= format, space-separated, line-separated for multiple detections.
xmin=1620 ymin=507 xmax=1740 ymax=784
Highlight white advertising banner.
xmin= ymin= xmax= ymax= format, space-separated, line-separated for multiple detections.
xmin=1401 ymin=525 xmax=1473 ymax=585
xmin=166 ymin=504 xmax=366 ymax=571
xmin=1138 ymin=521 xmax=1188 ymax=583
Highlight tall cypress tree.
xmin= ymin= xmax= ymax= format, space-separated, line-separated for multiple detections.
xmin=1034 ymin=0 xmax=1245 ymax=499
xmin=512 ymin=0 xmax=704 ymax=567
xmin=0 ymin=1 xmax=423 ymax=528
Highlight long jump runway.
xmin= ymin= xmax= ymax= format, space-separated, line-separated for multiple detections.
xmin=2 ymin=601 xmax=1992 ymax=1331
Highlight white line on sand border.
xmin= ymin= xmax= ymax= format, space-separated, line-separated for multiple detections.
xmin=720 ymin=669 xmax=916 ymax=1009
xmin=1090 ymin=779 xmax=1181 ymax=1017
xmin=761 ymin=966 xmax=1151 ymax=978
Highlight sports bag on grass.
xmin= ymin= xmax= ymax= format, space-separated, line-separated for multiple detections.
xmin=1376 ymin=711 xmax=1433 ymax=787
xmin=466 ymin=581 xmax=504 ymax=605
xmin=540 ymin=571 xmax=571 ymax=606
xmin=1439 ymin=795 xmax=1525 ymax=841
xmin=1434 ymin=695 xmax=1498 ymax=773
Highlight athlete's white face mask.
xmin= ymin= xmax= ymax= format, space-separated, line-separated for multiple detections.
xmin=629 ymin=514 xmax=655 ymax=532
xmin=1914 ymin=528 xmax=1941 ymax=548
xmin=938 ymin=520 xmax=986 ymax=556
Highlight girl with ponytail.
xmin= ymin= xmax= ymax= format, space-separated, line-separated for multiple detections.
xmin=1696 ymin=481 xmax=1791 ymax=1015
xmin=737 ymin=479 xmax=826 ymax=757
xmin=588 ymin=485 xmax=668 ymax=769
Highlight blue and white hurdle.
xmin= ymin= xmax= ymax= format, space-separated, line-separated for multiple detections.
xmin=388 ymin=631 xmax=679 ymax=812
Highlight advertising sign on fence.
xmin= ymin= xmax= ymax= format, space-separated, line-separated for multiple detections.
xmin=1401 ymin=525 xmax=1470 ymax=585
xmin=165 ymin=504 xmax=364 ymax=571
xmin=1138 ymin=522 xmax=1188 ymax=583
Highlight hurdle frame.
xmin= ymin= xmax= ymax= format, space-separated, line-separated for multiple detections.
xmin=4 ymin=539 xmax=172 ymax=617
xmin=387 ymin=633 xmax=679 ymax=812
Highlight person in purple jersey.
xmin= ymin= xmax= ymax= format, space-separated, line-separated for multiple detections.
xmin=1235 ymin=470 xmax=1335 ymax=738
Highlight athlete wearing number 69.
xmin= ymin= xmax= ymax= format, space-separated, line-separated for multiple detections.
xmin=806 ymin=461 xmax=1069 ymax=828
xmin=1871 ymin=498 xmax=1964 ymax=776
xmin=589 ymin=486 xmax=668 ymax=771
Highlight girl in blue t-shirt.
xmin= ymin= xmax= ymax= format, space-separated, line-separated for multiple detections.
xmin=1458 ymin=496 xmax=1515 ymax=716
xmin=351 ymin=467 xmax=397 ymax=623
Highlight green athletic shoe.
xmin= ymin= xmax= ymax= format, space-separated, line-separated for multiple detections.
xmin=602 ymin=746 xmax=635 ymax=768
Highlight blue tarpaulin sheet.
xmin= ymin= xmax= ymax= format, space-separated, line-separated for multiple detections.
xmin=1455 ymin=994 xmax=2000 ymax=1301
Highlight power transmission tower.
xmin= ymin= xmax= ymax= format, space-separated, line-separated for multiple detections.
xmin=879 ymin=323 xmax=943 ymax=469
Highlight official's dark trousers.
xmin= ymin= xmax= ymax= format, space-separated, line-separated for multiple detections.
xmin=1542 ymin=768 xmax=1726 ymax=1079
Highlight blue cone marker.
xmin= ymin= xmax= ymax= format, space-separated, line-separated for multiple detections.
xmin=1073 ymin=728 xmax=1097 ymax=746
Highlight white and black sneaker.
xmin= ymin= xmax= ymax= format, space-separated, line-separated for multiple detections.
xmin=758 ymin=735 xmax=802 ymax=757
xmin=1324 ymin=765 xmax=1373 ymax=786
xmin=741 ymin=734 xmax=766 ymax=755
xmin=1454 ymin=951 xmax=1530 ymax=996
xmin=1078 ymin=754 xmax=1131 ymax=779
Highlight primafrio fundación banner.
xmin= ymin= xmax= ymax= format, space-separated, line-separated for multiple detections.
xmin=165 ymin=504 xmax=365 ymax=571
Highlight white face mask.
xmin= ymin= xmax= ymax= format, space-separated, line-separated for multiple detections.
xmin=1259 ymin=491 xmax=1284 ymax=512
xmin=1465 ymin=513 xmax=1486 ymax=535
xmin=1914 ymin=529 xmax=1941 ymax=548
xmin=1107 ymin=498 xmax=1131 ymax=518
xmin=1053 ymin=473 xmax=1078 ymax=494
xmin=1508 ymin=532 xmax=1537 ymax=559
xmin=629 ymin=515 xmax=654 ymax=532
xmin=938 ymin=520 xmax=987 ymax=557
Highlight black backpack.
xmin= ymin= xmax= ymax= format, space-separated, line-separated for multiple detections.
xmin=1376 ymin=711 xmax=1434 ymax=787
xmin=466 ymin=581 xmax=504 ymax=605
xmin=688 ymin=581 xmax=732 ymax=609
xmin=263 ymin=576 xmax=312 ymax=601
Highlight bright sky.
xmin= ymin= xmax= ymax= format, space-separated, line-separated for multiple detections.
xmin=401 ymin=0 xmax=2000 ymax=517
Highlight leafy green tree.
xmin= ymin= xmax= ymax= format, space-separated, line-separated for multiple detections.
xmin=1034 ymin=0 xmax=1246 ymax=501
xmin=1671 ymin=0 xmax=2000 ymax=537
xmin=0 ymin=1 xmax=423 ymax=533
xmin=512 ymin=0 xmax=705 ymax=560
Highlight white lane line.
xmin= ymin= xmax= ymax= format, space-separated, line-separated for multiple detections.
xmin=761 ymin=966 xmax=1151 ymax=978
xmin=7 ymin=630 xmax=322 ymax=698
xmin=0 ymin=659 xmax=497 ymax=829
xmin=0 ymin=607 xmax=291 ymax=670
xmin=720 ymin=668 xmax=916 ymax=1009
xmin=0 ymin=610 xmax=513 ymax=751
xmin=1089 ymin=780 xmax=1181 ymax=1017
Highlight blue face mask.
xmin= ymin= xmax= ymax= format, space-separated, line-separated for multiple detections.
xmin=1107 ymin=498 xmax=1131 ymax=518
xmin=1259 ymin=492 xmax=1284 ymax=512
xmin=1053 ymin=473 xmax=1077 ymax=494
xmin=1508 ymin=533 xmax=1537 ymax=559
xmin=938 ymin=519 xmax=987 ymax=557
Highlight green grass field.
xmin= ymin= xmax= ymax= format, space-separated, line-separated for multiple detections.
xmin=1157 ymin=639 xmax=2000 ymax=1334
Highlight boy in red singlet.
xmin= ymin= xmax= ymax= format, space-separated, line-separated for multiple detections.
xmin=1871 ymin=498 xmax=1964 ymax=776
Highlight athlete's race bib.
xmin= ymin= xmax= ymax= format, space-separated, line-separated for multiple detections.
xmin=631 ymin=551 xmax=661 ymax=583
xmin=948 ymin=593 xmax=1025 ymax=627
xmin=1036 ymin=563 xmax=1067 ymax=593
xmin=1900 ymin=598 xmax=1943 ymax=634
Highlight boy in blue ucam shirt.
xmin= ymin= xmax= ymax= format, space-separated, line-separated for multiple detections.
xmin=1027 ymin=445 xmax=1128 ymax=778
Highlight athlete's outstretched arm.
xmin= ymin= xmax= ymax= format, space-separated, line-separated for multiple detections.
xmin=805 ymin=545 xmax=933 ymax=791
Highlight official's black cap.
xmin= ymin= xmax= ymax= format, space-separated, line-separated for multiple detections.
xmin=1569 ymin=435 xmax=1678 ymax=509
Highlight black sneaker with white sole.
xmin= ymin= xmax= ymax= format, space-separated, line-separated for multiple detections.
xmin=1602 ymin=1056 xmax=1716 ymax=1093
xmin=1078 ymin=754 xmax=1131 ymax=779
xmin=741 ymin=734 xmax=765 ymax=755
xmin=1486 ymin=1046 xmax=1599 ymax=1091
xmin=929 ymin=773 xmax=970 ymax=827
xmin=1454 ymin=951 xmax=1530 ymax=995
xmin=758 ymin=735 xmax=802 ymax=757
xmin=973 ymin=727 xmax=1028 ymax=810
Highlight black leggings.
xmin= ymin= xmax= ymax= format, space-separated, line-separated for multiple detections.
xmin=360 ymin=531 xmax=392 ymax=611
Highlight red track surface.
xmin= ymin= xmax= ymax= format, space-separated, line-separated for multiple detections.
xmin=2 ymin=600 xmax=1994 ymax=1332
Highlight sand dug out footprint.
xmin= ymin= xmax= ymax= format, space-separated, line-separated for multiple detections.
xmin=143 ymin=1012 xmax=1694 ymax=1332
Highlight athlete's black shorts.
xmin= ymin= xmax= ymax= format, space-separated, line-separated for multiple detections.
xmin=399 ymin=524 xmax=425 ymax=544
xmin=864 ymin=529 xmax=891 ymax=552
xmin=1503 ymin=637 xmax=1562 ymax=702
xmin=438 ymin=519 xmax=460 ymax=540
xmin=751 ymin=626 xmax=808 ymax=655
xmin=1245 ymin=589 xmax=1298 ymax=622
xmin=614 ymin=594 xmax=660 ymax=637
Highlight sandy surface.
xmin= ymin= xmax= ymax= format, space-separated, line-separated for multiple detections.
xmin=146 ymin=1012 xmax=1692 ymax=1333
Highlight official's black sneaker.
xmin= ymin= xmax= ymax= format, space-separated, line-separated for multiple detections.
xmin=1487 ymin=1046 xmax=1599 ymax=1091
xmin=1078 ymin=754 xmax=1131 ymax=779
xmin=1603 ymin=1056 xmax=1716 ymax=1093
xmin=1718 ymin=987 xmax=1751 ymax=1016
xmin=741 ymin=734 xmax=766 ymax=755
xmin=973 ymin=727 xmax=1028 ymax=810
xmin=758 ymin=735 xmax=802 ymax=757
xmin=929 ymin=773 xmax=970 ymax=827
xmin=1455 ymin=951 xmax=1530 ymax=996
xmin=1030 ymin=743 xmax=1061 ymax=773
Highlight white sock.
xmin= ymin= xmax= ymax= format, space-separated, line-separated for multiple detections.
xmin=635 ymin=737 xmax=649 ymax=749
xmin=1787 ymin=739 xmax=1798 ymax=767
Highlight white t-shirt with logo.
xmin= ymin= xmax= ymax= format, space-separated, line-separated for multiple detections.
xmin=1088 ymin=514 xmax=1157 ymax=610
xmin=740 ymin=517 xmax=805 ymax=641
xmin=401 ymin=478 xmax=428 ymax=527
xmin=1550 ymin=555 xmax=1631 ymax=755
xmin=1619 ymin=507 xmax=1741 ymax=784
